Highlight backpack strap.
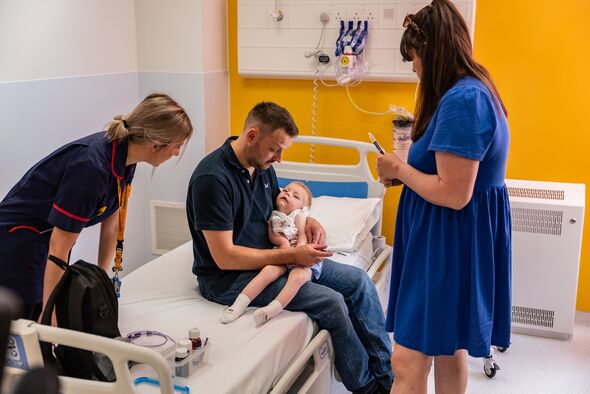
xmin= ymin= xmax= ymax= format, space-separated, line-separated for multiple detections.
xmin=48 ymin=255 xmax=69 ymax=271
xmin=40 ymin=255 xmax=72 ymax=368
xmin=41 ymin=255 xmax=71 ymax=325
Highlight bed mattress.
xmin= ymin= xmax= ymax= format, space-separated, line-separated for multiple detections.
xmin=118 ymin=241 xmax=315 ymax=393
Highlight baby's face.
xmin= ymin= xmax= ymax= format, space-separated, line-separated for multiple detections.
xmin=276 ymin=183 xmax=308 ymax=213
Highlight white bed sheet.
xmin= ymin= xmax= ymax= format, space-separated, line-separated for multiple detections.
xmin=329 ymin=231 xmax=374 ymax=271
xmin=118 ymin=241 xmax=315 ymax=394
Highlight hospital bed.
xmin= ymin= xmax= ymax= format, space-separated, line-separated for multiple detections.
xmin=4 ymin=136 xmax=393 ymax=394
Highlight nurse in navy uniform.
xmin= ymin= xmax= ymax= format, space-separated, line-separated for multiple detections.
xmin=0 ymin=93 xmax=193 ymax=321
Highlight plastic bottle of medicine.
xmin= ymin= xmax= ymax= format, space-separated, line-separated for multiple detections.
xmin=189 ymin=327 xmax=202 ymax=350
xmin=392 ymin=119 xmax=413 ymax=163
xmin=174 ymin=347 xmax=189 ymax=378
xmin=179 ymin=338 xmax=193 ymax=353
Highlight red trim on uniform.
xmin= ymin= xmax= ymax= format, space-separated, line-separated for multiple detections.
xmin=52 ymin=203 xmax=90 ymax=222
xmin=111 ymin=141 xmax=122 ymax=180
xmin=8 ymin=225 xmax=41 ymax=234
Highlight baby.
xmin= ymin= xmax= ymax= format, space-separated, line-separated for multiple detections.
xmin=221 ymin=181 xmax=322 ymax=325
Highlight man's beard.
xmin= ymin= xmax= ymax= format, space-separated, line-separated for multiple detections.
xmin=248 ymin=153 xmax=273 ymax=171
xmin=256 ymin=161 xmax=274 ymax=170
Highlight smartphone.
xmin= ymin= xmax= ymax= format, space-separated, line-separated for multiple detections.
xmin=368 ymin=132 xmax=385 ymax=154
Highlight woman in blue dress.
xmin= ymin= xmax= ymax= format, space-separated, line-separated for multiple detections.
xmin=0 ymin=94 xmax=193 ymax=322
xmin=376 ymin=0 xmax=511 ymax=392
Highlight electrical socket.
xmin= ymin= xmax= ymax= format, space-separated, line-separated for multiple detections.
xmin=365 ymin=5 xmax=379 ymax=21
xmin=347 ymin=4 xmax=379 ymax=22
xmin=348 ymin=6 xmax=364 ymax=21
xmin=381 ymin=7 xmax=397 ymax=28
xmin=328 ymin=5 xmax=346 ymax=26
xmin=362 ymin=4 xmax=379 ymax=22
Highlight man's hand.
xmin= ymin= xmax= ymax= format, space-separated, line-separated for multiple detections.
xmin=203 ymin=229 xmax=331 ymax=270
xmin=292 ymin=244 xmax=332 ymax=267
xmin=305 ymin=217 xmax=326 ymax=245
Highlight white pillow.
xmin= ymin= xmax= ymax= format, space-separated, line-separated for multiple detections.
xmin=309 ymin=196 xmax=381 ymax=252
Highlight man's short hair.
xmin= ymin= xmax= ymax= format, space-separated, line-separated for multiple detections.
xmin=243 ymin=102 xmax=298 ymax=137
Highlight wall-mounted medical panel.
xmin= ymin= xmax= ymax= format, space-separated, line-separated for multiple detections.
xmin=237 ymin=0 xmax=476 ymax=82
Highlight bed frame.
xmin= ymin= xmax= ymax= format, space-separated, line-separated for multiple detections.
xmin=275 ymin=135 xmax=386 ymax=233
xmin=4 ymin=319 xmax=174 ymax=394
xmin=4 ymin=136 xmax=392 ymax=394
xmin=275 ymin=134 xmax=392 ymax=312
xmin=273 ymin=136 xmax=392 ymax=393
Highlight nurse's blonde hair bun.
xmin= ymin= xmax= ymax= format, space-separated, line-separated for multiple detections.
xmin=106 ymin=94 xmax=193 ymax=146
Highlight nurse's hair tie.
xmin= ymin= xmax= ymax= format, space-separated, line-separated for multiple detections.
xmin=122 ymin=119 xmax=129 ymax=129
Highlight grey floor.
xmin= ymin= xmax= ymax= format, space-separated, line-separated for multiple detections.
xmin=333 ymin=311 xmax=590 ymax=394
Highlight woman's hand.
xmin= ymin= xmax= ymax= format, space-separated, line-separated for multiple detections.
xmin=376 ymin=153 xmax=403 ymax=187
xmin=379 ymin=178 xmax=403 ymax=188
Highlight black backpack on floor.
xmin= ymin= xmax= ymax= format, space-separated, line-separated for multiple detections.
xmin=41 ymin=256 xmax=120 ymax=381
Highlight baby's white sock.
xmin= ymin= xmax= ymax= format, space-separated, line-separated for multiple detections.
xmin=254 ymin=300 xmax=284 ymax=326
xmin=221 ymin=294 xmax=251 ymax=324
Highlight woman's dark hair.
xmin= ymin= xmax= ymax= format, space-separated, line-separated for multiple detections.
xmin=400 ymin=0 xmax=507 ymax=141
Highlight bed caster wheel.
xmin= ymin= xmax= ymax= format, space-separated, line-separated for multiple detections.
xmin=484 ymin=365 xmax=497 ymax=378
xmin=483 ymin=356 xmax=500 ymax=379
xmin=483 ymin=368 xmax=496 ymax=379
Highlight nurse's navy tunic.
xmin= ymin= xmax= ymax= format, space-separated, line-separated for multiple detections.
xmin=0 ymin=132 xmax=135 ymax=305
xmin=385 ymin=76 xmax=512 ymax=357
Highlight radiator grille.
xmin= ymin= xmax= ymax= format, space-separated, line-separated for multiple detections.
xmin=512 ymin=305 xmax=555 ymax=328
xmin=507 ymin=187 xmax=564 ymax=200
xmin=150 ymin=201 xmax=191 ymax=255
xmin=511 ymin=207 xmax=563 ymax=235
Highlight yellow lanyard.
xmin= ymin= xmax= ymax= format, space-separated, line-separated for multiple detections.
xmin=113 ymin=180 xmax=132 ymax=274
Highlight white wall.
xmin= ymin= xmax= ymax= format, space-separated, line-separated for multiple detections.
xmin=135 ymin=0 xmax=203 ymax=73
xmin=0 ymin=0 xmax=138 ymax=82
xmin=202 ymin=0 xmax=230 ymax=154
xmin=131 ymin=0 xmax=229 ymax=271
xmin=0 ymin=0 xmax=140 ymax=268
xmin=0 ymin=0 xmax=229 ymax=277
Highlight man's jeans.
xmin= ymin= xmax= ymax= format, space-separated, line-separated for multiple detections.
xmin=198 ymin=259 xmax=394 ymax=393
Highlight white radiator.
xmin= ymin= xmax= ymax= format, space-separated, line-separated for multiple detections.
xmin=149 ymin=200 xmax=191 ymax=255
xmin=507 ymin=179 xmax=586 ymax=339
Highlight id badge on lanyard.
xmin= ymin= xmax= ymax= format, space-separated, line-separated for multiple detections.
xmin=112 ymin=179 xmax=132 ymax=298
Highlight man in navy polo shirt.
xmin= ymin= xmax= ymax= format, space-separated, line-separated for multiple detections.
xmin=187 ymin=102 xmax=393 ymax=394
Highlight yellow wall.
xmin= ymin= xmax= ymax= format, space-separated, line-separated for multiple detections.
xmin=228 ymin=1 xmax=590 ymax=311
